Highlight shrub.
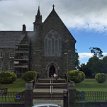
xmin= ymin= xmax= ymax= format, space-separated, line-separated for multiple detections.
xmin=22 ymin=71 xmax=37 ymax=82
xmin=95 ymin=73 xmax=106 ymax=83
xmin=68 ymin=70 xmax=85 ymax=83
xmin=0 ymin=71 xmax=17 ymax=84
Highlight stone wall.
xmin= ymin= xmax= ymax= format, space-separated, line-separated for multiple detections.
xmin=0 ymin=103 xmax=24 ymax=107
xmin=30 ymin=9 xmax=76 ymax=78
xmin=0 ymin=48 xmax=14 ymax=71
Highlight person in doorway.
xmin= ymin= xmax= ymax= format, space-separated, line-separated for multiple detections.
xmin=53 ymin=73 xmax=58 ymax=80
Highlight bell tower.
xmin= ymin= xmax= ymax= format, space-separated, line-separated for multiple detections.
xmin=33 ymin=6 xmax=42 ymax=31
xmin=31 ymin=6 xmax=43 ymax=73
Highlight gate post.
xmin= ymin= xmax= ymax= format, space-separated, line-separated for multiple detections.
xmin=68 ymin=81 xmax=76 ymax=107
xmin=24 ymin=82 xmax=33 ymax=107
xmin=63 ymin=90 xmax=68 ymax=107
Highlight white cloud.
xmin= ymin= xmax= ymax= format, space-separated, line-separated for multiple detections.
xmin=78 ymin=53 xmax=93 ymax=60
xmin=79 ymin=52 xmax=107 ymax=64
xmin=0 ymin=0 xmax=107 ymax=31
xmin=103 ymin=53 xmax=107 ymax=56
xmin=78 ymin=53 xmax=93 ymax=64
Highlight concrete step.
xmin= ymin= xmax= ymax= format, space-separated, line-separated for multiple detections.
xmin=35 ymin=83 xmax=67 ymax=89
xmin=33 ymin=89 xmax=66 ymax=93
xmin=37 ymin=78 xmax=66 ymax=83
xmin=33 ymin=92 xmax=65 ymax=100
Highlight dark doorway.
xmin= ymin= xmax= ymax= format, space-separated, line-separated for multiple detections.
xmin=49 ymin=65 xmax=56 ymax=77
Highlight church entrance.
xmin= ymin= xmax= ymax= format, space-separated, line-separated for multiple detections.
xmin=49 ymin=65 xmax=56 ymax=77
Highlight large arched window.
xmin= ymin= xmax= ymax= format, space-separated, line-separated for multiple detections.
xmin=44 ymin=30 xmax=61 ymax=57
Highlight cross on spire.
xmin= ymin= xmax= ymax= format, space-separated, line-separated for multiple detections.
xmin=37 ymin=6 xmax=40 ymax=16
xmin=53 ymin=4 xmax=55 ymax=10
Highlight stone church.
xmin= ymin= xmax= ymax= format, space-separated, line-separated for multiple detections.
xmin=0 ymin=6 xmax=76 ymax=78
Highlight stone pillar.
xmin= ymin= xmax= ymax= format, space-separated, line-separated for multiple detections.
xmin=24 ymin=82 xmax=33 ymax=107
xmin=68 ymin=81 xmax=76 ymax=107
xmin=63 ymin=90 xmax=68 ymax=107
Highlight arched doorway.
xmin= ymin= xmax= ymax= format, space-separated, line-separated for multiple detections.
xmin=49 ymin=65 xmax=56 ymax=77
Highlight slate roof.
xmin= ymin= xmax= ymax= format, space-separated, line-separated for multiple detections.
xmin=0 ymin=31 xmax=25 ymax=48
xmin=43 ymin=8 xmax=76 ymax=43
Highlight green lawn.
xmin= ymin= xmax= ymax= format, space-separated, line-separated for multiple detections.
xmin=0 ymin=78 xmax=107 ymax=102
xmin=1 ymin=78 xmax=107 ymax=92
xmin=0 ymin=79 xmax=25 ymax=92
xmin=76 ymin=79 xmax=107 ymax=91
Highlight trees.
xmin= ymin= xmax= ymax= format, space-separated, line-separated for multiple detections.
xmin=79 ymin=47 xmax=107 ymax=78
xmin=74 ymin=52 xmax=79 ymax=69
xmin=79 ymin=64 xmax=93 ymax=78
xmin=86 ymin=56 xmax=102 ymax=74
xmin=90 ymin=47 xmax=103 ymax=58
xmin=79 ymin=56 xmax=102 ymax=78
xmin=101 ymin=56 xmax=107 ymax=73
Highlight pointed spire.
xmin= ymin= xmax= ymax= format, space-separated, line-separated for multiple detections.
xmin=35 ymin=5 xmax=42 ymax=22
xmin=34 ymin=6 xmax=42 ymax=31
xmin=37 ymin=6 xmax=40 ymax=16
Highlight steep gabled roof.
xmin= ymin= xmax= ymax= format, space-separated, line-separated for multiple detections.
xmin=0 ymin=31 xmax=25 ymax=48
xmin=43 ymin=7 xmax=76 ymax=42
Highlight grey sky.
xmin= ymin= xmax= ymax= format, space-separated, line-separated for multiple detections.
xmin=0 ymin=0 xmax=107 ymax=31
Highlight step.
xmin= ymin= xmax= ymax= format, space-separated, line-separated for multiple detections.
xmin=34 ymin=83 xmax=67 ymax=89
xmin=37 ymin=78 xmax=66 ymax=83
xmin=33 ymin=92 xmax=64 ymax=100
xmin=33 ymin=88 xmax=66 ymax=93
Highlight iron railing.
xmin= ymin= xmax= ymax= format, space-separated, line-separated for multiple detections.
xmin=76 ymin=91 xmax=107 ymax=102
xmin=0 ymin=92 xmax=24 ymax=103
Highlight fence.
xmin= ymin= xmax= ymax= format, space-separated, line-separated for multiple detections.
xmin=76 ymin=91 xmax=107 ymax=102
xmin=1 ymin=90 xmax=107 ymax=107
xmin=0 ymin=91 xmax=24 ymax=103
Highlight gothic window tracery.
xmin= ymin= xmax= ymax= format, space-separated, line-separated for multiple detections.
xmin=44 ymin=30 xmax=61 ymax=56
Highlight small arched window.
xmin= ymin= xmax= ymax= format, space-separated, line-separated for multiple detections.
xmin=44 ymin=30 xmax=61 ymax=57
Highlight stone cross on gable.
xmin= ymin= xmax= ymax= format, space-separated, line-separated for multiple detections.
xmin=53 ymin=4 xmax=55 ymax=10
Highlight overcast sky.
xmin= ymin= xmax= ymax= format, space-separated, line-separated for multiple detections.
xmin=0 ymin=0 xmax=107 ymax=31
xmin=0 ymin=0 xmax=107 ymax=64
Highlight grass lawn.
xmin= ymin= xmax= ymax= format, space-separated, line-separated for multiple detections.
xmin=0 ymin=79 xmax=25 ymax=92
xmin=0 ymin=78 xmax=107 ymax=102
xmin=0 ymin=79 xmax=25 ymax=102
xmin=0 ymin=78 xmax=107 ymax=92
xmin=76 ymin=79 xmax=107 ymax=91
